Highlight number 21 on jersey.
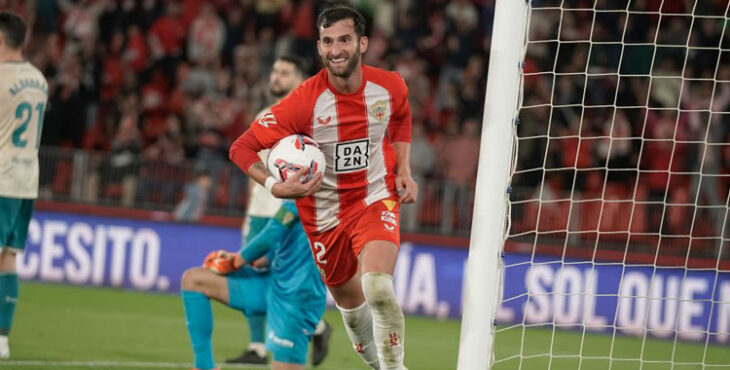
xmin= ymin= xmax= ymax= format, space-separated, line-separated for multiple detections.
xmin=12 ymin=101 xmax=45 ymax=148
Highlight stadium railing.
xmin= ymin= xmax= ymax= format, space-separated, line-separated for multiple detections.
xmin=37 ymin=146 xmax=477 ymax=235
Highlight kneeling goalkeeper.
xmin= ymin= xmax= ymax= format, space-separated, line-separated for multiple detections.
xmin=181 ymin=200 xmax=328 ymax=370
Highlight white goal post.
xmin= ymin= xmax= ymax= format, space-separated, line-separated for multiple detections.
xmin=457 ymin=0 xmax=529 ymax=368
xmin=458 ymin=0 xmax=730 ymax=369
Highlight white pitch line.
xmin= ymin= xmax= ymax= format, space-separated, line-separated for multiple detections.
xmin=0 ymin=360 xmax=362 ymax=370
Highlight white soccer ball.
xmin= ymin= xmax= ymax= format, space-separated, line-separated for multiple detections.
xmin=267 ymin=134 xmax=326 ymax=183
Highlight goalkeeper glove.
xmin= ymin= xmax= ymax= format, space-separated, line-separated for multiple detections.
xmin=203 ymin=250 xmax=237 ymax=275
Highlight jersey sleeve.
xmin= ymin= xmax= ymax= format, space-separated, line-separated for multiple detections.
xmin=387 ymin=73 xmax=412 ymax=143
xmin=250 ymin=87 xmax=312 ymax=147
xmin=237 ymin=201 xmax=299 ymax=262
xmin=229 ymin=86 xmax=313 ymax=173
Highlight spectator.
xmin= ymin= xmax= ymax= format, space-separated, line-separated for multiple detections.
xmin=402 ymin=123 xmax=435 ymax=231
xmin=173 ymin=166 xmax=212 ymax=222
xmin=441 ymin=117 xmax=481 ymax=227
xmin=187 ymin=2 xmax=225 ymax=65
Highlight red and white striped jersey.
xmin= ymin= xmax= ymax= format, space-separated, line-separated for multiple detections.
xmin=232 ymin=65 xmax=411 ymax=234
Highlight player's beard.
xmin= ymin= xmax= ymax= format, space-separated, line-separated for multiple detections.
xmin=323 ymin=45 xmax=361 ymax=79
xmin=270 ymin=85 xmax=288 ymax=98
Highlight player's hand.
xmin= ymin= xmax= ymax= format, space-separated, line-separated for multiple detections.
xmin=252 ymin=256 xmax=270 ymax=269
xmin=203 ymin=250 xmax=237 ymax=275
xmin=233 ymin=254 xmax=246 ymax=269
xmin=272 ymin=167 xmax=322 ymax=199
xmin=395 ymin=171 xmax=418 ymax=204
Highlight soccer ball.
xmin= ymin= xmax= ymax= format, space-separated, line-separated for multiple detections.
xmin=267 ymin=134 xmax=326 ymax=183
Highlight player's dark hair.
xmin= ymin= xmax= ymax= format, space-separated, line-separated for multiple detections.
xmin=316 ymin=4 xmax=366 ymax=39
xmin=0 ymin=12 xmax=26 ymax=49
xmin=277 ymin=55 xmax=307 ymax=77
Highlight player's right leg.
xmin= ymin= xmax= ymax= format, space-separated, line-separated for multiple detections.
xmin=308 ymin=227 xmax=380 ymax=369
xmin=310 ymin=319 xmax=332 ymax=366
xmin=0 ymin=197 xmax=34 ymax=360
xmin=352 ymin=198 xmax=407 ymax=370
xmin=180 ymin=267 xmax=228 ymax=370
xmin=0 ymin=249 xmax=17 ymax=360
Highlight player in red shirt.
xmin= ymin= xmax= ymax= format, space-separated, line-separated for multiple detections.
xmin=229 ymin=5 xmax=416 ymax=370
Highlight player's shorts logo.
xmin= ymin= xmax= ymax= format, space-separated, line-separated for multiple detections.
xmin=381 ymin=210 xmax=397 ymax=232
xmin=335 ymin=139 xmax=369 ymax=173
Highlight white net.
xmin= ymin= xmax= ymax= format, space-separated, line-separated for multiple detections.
xmin=494 ymin=0 xmax=730 ymax=369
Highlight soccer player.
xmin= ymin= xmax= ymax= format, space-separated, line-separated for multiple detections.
xmin=226 ymin=56 xmax=332 ymax=365
xmin=181 ymin=200 xmax=327 ymax=370
xmin=0 ymin=12 xmax=49 ymax=359
xmin=229 ymin=5 xmax=417 ymax=370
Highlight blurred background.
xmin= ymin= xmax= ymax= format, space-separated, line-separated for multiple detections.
xmin=2 ymin=0 xmax=730 ymax=368
xmin=4 ymin=0 xmax=492 ymax=236
xmin=2 ymin=0 xmax=725 ymax=244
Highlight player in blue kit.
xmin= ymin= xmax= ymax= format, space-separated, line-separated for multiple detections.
xmin=181 ymin=200 xmax=328 ymax=370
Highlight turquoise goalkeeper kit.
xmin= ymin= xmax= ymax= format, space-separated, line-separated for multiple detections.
xmin=235 ymin=200 xmax=326 ymax=364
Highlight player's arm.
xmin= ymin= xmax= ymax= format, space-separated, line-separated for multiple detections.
xmin=229 ymin=96 xmax=322 ymax=198
xmin=234 ymin=203 xmax=299 ymax=268
xmin=392 ymin=142 xmax=417 ymax=203
xmin=229 ymin=131 xmax=322 ymax=198
xmin=389 ymin=75 xmax=418 ymax=204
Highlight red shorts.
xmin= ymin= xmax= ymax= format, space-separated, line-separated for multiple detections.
xmin=306 ymin=197 xmax=401 ymax=287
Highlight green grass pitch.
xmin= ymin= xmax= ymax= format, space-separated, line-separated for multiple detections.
xmin=5 ymin=282 xmax=729 ymax=369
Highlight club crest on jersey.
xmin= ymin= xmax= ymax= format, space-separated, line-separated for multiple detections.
xmin=370 ymin=100 xmax=388 ymax=121
xmin=257 ymin=111 xmax=277 ymax=128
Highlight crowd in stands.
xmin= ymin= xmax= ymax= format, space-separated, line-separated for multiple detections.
xmin=516 ymin=0 xmax=730 ymax=245
xmin=2 ymin=0 xmax=488 ymax=226
xmin=2 ymin=0 xmax=728 ymax=241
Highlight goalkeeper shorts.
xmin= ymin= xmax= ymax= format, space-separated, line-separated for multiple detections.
xmin=266 ymin=292 xmax=324 ymax=365
xmin=227 ymin=265 xmax=270 ymax=316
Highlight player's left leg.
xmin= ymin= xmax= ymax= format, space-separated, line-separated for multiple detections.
xmin=351 ymin=197 xmax=407 ymax=370
xmin=0 ymin=197 xmax=34 ymax=360
xmin=360 ymin=241 xmax=406 ymax=370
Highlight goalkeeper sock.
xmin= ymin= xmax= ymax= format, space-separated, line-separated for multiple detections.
xmin=182 ymin=290 xmax=216 ymax=370
xmin=245 ymin=313 xmax=266 ymax=355
xmin=337 ymin=301 xmax=380 ymax=369
xmin=362 ymin=272 xmax=405 ymax=370
xmin=0 ymin=273 xmax=18 ymax=336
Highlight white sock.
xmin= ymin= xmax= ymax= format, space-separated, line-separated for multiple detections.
xmin=314 ymin=320 xmax=327 ymax=335
xmin=248 ymin=342 xmax=266 ymax=357
xmin=362 ymin=273 xmax=405 ymax=370
xmin=0 ymin=335 xmax=8 ymax=359
xmin=337 ymin=301 xmax=380 ymax=369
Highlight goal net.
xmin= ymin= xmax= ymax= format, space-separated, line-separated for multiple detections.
xmin=459 ymin=0 xmax=730 ymax=369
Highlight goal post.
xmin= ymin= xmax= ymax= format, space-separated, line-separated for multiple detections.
xmin=457 ymin=0 xmax=529 ymax=368
xmin=459 ymin=0 xmax=730 ymax=369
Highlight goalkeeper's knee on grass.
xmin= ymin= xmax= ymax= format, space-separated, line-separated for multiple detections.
xmin=362 ymin=272 xmax=405 ymax=370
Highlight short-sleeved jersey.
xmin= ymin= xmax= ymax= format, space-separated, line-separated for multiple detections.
xmin=0 ymin=61 xmax=49 ymax=199
xmin=248 ymin=65 xmax=412 ymax=234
